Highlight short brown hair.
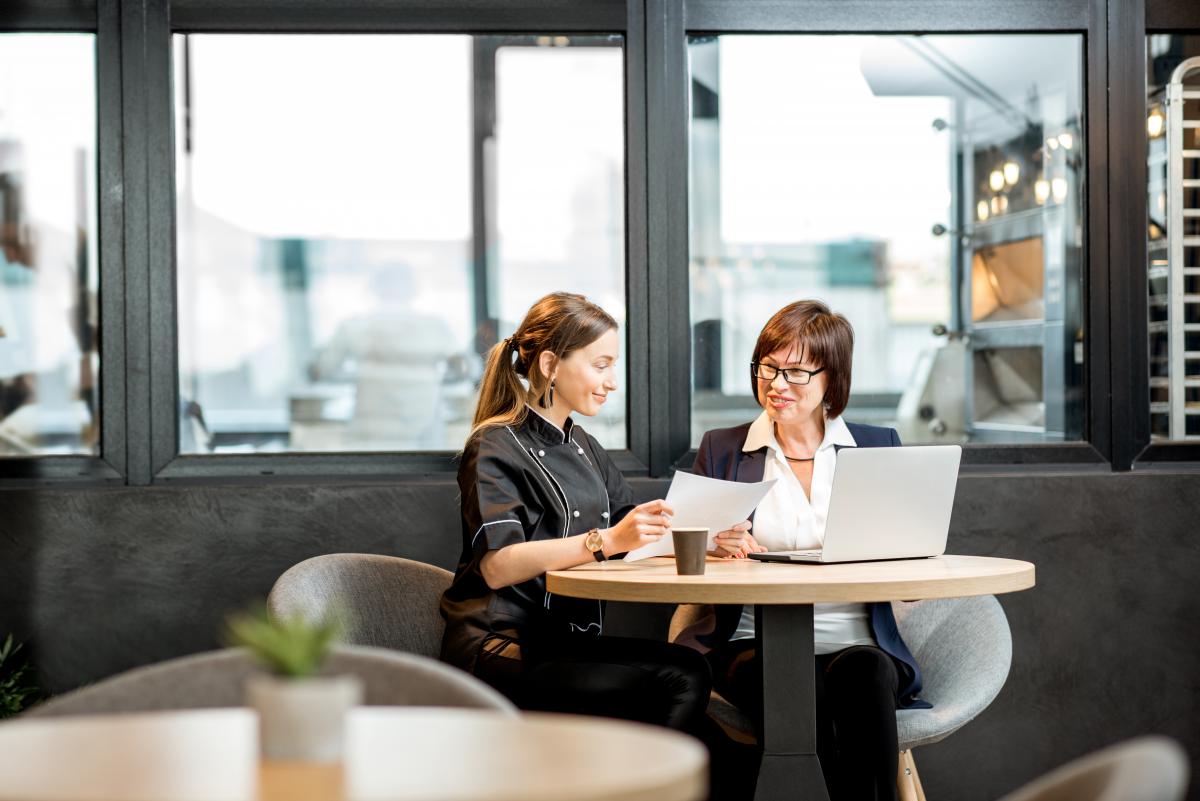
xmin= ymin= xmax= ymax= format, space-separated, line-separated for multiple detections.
xmin=750 ymin=300 xmax=854 ymax=419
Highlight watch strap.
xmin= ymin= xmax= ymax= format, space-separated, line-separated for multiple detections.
xmin=586 ymin=528 xmax=607 ymax=562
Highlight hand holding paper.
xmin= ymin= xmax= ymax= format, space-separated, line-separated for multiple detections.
xmin=623 ymin=471 xmax=777 ymax=562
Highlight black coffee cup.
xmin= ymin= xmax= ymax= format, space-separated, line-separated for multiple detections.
xmin=671 ymin=527 xmax=709 ymax=575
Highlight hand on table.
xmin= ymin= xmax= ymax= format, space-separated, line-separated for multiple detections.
xmin=709 ymin=521 xmax=764 ymax=558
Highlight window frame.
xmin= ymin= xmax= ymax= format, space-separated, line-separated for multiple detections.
xmin=1138 ymin=0 xmax=1200 ymax=464
xmin=151 ymin=0 xmax=647 ymax=485
xmin=653 ymin=0 xmax=1120 ymax=473
xmin=0 ymin=8 xmax=125 ymax=484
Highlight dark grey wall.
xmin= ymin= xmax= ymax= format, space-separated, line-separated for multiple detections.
xmin=2 ymin=471 xmax=1198 ymax=799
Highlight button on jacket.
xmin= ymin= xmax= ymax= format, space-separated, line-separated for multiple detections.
xmin=440 ymin=408 xmax=636 ymax=673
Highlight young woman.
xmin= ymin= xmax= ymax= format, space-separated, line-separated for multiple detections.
xmin=688 ymin=299 xmax=929 ymax=801
xmin=439 ymin=292 xmax=712 ymax=733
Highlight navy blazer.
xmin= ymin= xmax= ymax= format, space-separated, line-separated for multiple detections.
xmin=693 ymin=420 xmax=931 ymax=710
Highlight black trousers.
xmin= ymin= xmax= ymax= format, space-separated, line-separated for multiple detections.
xmin=707 ymin=640 xmax=904 ymax=801
xmin=471 ymin=632 xmax=713 ymax=734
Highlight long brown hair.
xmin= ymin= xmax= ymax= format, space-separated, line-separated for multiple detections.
xmin=751 ymin=299 xmax=854 ymax=418
xmin=469 ymin=292 xmax=617 ymax=442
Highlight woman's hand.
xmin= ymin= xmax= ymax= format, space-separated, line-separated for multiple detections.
xmin=603 ymin=499 xmax=674 ymax=555
xmin=710 ymin=521 xmax=764 ymax=558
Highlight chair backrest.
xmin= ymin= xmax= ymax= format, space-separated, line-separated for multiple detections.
xmin=893 ymin=595 xmax=1012 ymax=710
xmin=996 ymin=736 xmax=1189 ymax=801
xmin=267 ymin=553 xmax=453 ymax=658
xmin=24 ymin=645 xmax=517 ymax=718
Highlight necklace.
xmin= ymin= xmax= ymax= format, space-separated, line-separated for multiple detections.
xmin=783 ymin=454 xmax=815 ymax=463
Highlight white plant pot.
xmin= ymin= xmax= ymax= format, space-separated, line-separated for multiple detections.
xmin=246 ymin=674 xmax=363 ymax=762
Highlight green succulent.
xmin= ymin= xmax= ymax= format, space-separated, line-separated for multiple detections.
xmin=224 ymin=606 xmax=343 ymax=679
xmin=0 ymin=634 xmax=40 ymax=719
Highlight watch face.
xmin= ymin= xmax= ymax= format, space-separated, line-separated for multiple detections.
xmin=586 ymin=529 xmax=604 ymax=552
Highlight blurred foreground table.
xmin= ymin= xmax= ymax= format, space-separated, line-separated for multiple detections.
xmin=0 ymin=707 xmax=707 ymax=801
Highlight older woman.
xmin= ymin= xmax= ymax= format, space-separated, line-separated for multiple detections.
xmin=692 ymin=299 xmax=928 ymax=801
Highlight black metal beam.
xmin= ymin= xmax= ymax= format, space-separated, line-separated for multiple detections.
xmin=685 ymin=0 xmax=1088 ymax=33
xmin=645 ymin=0 xmax=690 ymax=476
xmin=0 ymin=1 xmax=97 ymax=30
xmin=147 ymin=3 xmax=179 ymax=475
xmin=1108 ymin=0 xmax=1148 ymax=471
xmin=97 ymin=0 xmax=128 ymax=479
xmin=1147 ymin=0 xmax=1200 ymax=30
xmin=625 ymin=0 xmax=652 ymax=472
xmin=470 ymin=39 xmax=496 ymax=360
xmin=1085 ymin=0 xmax=1113 ymax=461
xmin=170 ymin=0 xmax=627 ymax=32
xmin=115 ymin=0 xmax=158 ymax=485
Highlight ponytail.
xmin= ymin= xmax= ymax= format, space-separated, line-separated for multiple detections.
xmin=468 ymin=337 xmax=529 ymax=439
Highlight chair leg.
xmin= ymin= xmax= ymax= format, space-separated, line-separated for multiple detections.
xmin=897 ymin=749 xmax=928 ymax=801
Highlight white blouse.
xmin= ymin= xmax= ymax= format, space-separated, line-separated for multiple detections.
xmin=731 ymin=412 xmax=876 ymax=654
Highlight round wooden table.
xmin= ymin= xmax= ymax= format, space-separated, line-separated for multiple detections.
xmin=548 ymin=554 xmax=1035 ymax=801
xmin=0 ymin=707 xmax=707 ymax=801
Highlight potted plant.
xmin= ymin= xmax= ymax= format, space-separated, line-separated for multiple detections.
xmin=0 ymin=634 xmax=41 ymax=719
xmin=225 ymin=607 xmax=362 ymax=762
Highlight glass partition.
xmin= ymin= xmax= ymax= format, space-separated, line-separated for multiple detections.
xmin=688 ymin=34 xmax=1086 ymax=445
xmin=0 ymin=34 xmax=99 ymax=457
xmin=175 ymin=34 xmax=626 ymax=453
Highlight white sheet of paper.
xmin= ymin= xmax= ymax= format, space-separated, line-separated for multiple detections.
xmin=622 ymin=471 xmax=777 ymax=562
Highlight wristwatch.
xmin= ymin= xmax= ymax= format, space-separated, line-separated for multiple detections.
xmin=584 ymin=528 xmax=607 ymax=562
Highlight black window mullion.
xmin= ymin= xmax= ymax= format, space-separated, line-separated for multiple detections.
xmin=1084 ymin=0 xmax=1114 ymax=463
xmin=1147 ymin=0 xmax=1200 ymax=30
xmin=1109 ymin=0 xmax=1149 ymax=470
xmin=169 ymin=0 xmax=627 ymax=33
xmin=1 ymin=1 xmax=99 ymax=31
xmin=118 ymin=0 xmax=175 ymax=486
xmin=625 ymin=0 xmax=652 ymax=473
xmin=98 ymin=0 xmax=128 ymax=479
xmin=645 ymin=0 xmax=690 ymax=476
xmin=149 ymin=4 xmax=179 ymax=475
xmin=684 ymin=0 xmax=1088 ymax=32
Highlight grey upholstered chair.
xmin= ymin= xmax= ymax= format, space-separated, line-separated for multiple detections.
xmin=996 ymin=736 xmax=1189 ymax=801
xmin=267 ymin=553 xmax=453 ymax=658
xmin=671 ymin=595 xmax=1013 ymax=797
xmin=24 ymin=644 xmax=517 ymax=718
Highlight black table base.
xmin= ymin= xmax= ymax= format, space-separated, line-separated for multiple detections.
xmin=754 ymin=603 xmax=830 ymax=801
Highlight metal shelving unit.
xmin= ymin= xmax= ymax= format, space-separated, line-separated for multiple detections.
xmin=961 ymin=141 xmax=1082 ymax=444
xmin=1148 ymin=56 xmax=1200 ymax=441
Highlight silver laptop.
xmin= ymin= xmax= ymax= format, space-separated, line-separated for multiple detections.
xmin=749 ymin=445 xmax=962 ymax=564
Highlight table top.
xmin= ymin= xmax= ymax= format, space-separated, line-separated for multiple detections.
xmin=0 ymin=707 xmax=707 ymax=801
xmin=547 ymin=554 xmax=1035 ymax=604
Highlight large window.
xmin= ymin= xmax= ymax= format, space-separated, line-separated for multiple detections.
xmin=174 ymin=34 xmax=626 ymax=454
xmin=688 ymin=34 xmax=1086 ymax=446
xmin=0 ymin=34 xmax=99 ymax=457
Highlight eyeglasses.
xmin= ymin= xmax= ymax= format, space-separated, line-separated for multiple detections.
xmin=751 ymin=362 xmax=825 ymax=386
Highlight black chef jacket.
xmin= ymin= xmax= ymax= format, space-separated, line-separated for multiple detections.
xmin=440 ymin=409 xmax=636 ymax=673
